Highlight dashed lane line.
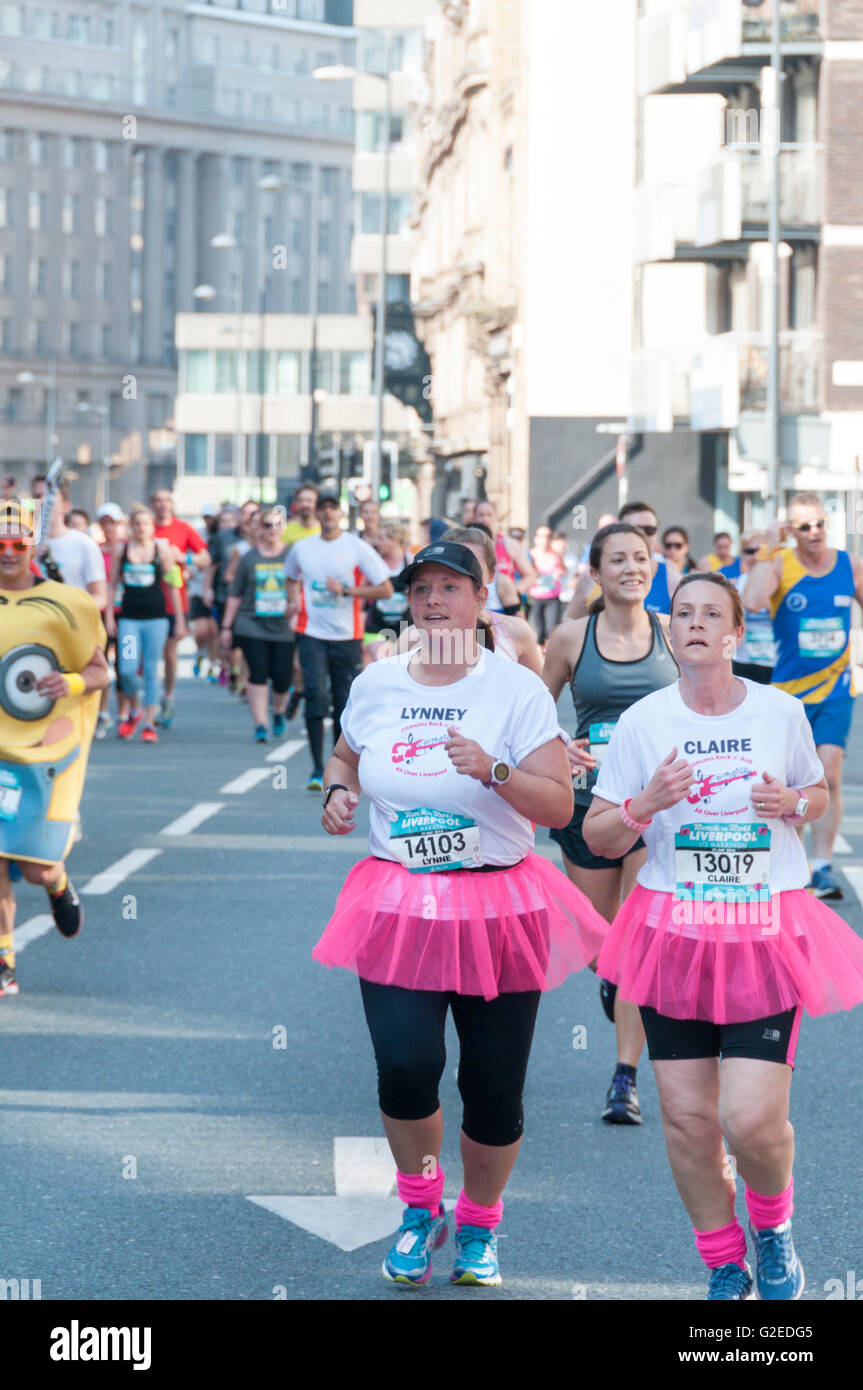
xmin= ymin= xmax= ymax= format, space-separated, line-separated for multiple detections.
xmin=220 ymin=767 xmax=273 ymax=794
xmin=841 ymin=866 xmax=863 ymax=907
xmin=160 ymin=803 xmax=225 ymax=837
xmin=266 ymin=738 xmax=306 ymax=764
xmin=14 ymin=915 xmax=55 ymax=954
xmin=81 ymin=848 xmax=163 ymax=896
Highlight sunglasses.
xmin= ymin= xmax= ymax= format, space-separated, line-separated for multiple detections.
xmin=259 ymin=521 xmax=281 ymax=530
xmin=742 ymin=547 xmax=759 ymax=555
xmin=663 ymin=540 xmax=685 ymax=549
xmin=638 ymin=525 xmax=658 ymax=537
xmin=793 ymin=519 xmax=826 ymax=533
xmin=0 ymin=537 xmax=32 ymax=552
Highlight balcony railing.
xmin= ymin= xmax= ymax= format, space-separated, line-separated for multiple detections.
xmin=639 ymin=1 xmax=823 ymax=94
xmin=630 ymin=330 xmax=822 ymax=430
xmin=636 ymin=144 xmax=820 ymax=260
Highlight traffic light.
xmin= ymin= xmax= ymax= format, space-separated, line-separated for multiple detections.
xmin=361 ymin=441 xmax=399 ymax=501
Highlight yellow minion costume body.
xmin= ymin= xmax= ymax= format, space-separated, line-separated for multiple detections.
xmin=0 ymin=581 xmax=104 ymax=864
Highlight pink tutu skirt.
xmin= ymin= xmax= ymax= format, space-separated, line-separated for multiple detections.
xmin=313 ymin=853 xmax=608 ymax=1000
xmin=597 ymin=883 xmax=863 ymax=1024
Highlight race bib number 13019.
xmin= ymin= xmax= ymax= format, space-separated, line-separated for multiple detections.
xmin=674 ymin=822 xmax=771 ymax=904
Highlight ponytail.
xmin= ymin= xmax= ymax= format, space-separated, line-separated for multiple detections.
xmin=477 ymin=616 xmax=496 ymax=653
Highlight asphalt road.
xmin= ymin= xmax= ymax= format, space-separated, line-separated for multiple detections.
xmin=2 ymin=655 xmax=862 ymax=1302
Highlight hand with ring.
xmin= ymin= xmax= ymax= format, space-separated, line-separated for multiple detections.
xmin=750 ymin=771 xmax=796 ymax=819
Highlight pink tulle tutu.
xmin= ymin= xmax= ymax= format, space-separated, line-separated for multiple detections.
xmin=597 ymin=883 xmax=863 ymax=1023
xmin=313 ymin=853 xmax=608 ymax=1000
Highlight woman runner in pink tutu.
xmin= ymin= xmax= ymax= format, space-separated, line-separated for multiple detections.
xmin=584 ymin=572 xmax=863 ymax=1300
xmin=315 ymin=540 xmax=607 ymax=1288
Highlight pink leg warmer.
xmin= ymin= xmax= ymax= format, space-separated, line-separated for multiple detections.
xmin=693 ymin=1218 xmax=748 ymax=1270
xmin=396 ymin=1165 xmax=445 ymax=1217
xmin=745 ymin=1177 xmax=793 ymax=1231
xmin=455 ymin=1189 xmax=503 ymax=1230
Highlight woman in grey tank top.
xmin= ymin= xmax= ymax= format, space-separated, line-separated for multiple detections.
xmin=544 ymin=523 xmax=679 ymax=1126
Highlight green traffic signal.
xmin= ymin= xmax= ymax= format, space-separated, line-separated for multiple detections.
xmin=378 ymin=484 xmax=390 ymax=500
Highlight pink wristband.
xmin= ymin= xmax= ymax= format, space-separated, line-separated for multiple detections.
xmin=619 ymin=797 xmax=651 ymax=832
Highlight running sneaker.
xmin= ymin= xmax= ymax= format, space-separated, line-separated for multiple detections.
xmin=272 ymin=712 xmax=286 ymax=738
xmin=141 ymin=725 xmax=159 ymax=744
xmin=0 ymin=960 xmax=19 ymax=997
xmin=601 ymin=1069 xmax=643 ymax=1125
xmin=382 ymin=1205 xmax=449 ymax=1286
xmin=807 ymin=865 xmax=842 ymax=901
xmin=599 ymin=978 xmax=617 ymax=1023
xmin=450 ymin=1225 xmax=502 ymax=1286
xmin=117 ymin=709 xmax=144 ymax=739
xmin=48 ymin=878 xmax=82 ymax=939
xmin=193 ymin=653 xmax=203 ymax=678
xmin=229 ymin=668 xmax=241 ymax=694
xmin=286 ymin=689 xmax=304 ymax=721
xmin=95 ymin=711 xmax=114 ymax=741
xmin=306 ymin=772 xmax=323 ymax=792
xmin=254 ymin=724 xmax=269 ymax=743
xmin=155 ymin=697 xmax=174 ymax=730
xmin=749 ymin=1221 xmax=805 ymax=1301
xmin=707 ymin=1262 xmax=754 ymax=1300
xmin=208 ymin=669 xmax=220 ymax=685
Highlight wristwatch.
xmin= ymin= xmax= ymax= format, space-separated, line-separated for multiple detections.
xmin=784 ymin=793 xmax=809 ymax=821
xmin=322 ymin=782 xmax=349 ymax=809
xmin=484 ymin=760 xmax=512 ymax=789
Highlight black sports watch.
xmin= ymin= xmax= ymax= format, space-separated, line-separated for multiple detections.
xmin=322 ymin=782 xmax=349 ymax=809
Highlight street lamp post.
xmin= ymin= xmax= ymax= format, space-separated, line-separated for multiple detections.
xmin=315 ymin=38 xmax=394 ymax=503
xmin=76 ymin=401 xmax=110 ymax=507
xmin=17 ymin=361 xmax=58 ymax=467
xmin=764 ymin=3 xmax=782 ymax=521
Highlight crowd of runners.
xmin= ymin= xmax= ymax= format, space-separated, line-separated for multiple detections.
xmin=1 ymin=475 xmax=862 ymax=1300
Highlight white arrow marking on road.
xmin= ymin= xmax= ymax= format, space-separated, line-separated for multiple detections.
xmin=247 ymin=1137 xmax=404 ymax=1252
xmin=82 ymin=848 xmax=163 ymax=895
xmin=220 ymin=767 xmax=273 ymax=794
xmin=160 ymin=803 xmax=225 ymax=837
xmin=266 ymin=738 xmax=306 ymax=764
xmin=834 ymin=833 xmax=852 ymax=856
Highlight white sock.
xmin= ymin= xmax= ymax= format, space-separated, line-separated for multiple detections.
xmin=811 ymin=858 xmax=830 ymax=873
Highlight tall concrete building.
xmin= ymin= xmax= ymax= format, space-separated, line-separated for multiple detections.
xmin=0 ymin=0 xmax=356 ymax=510
xmin=634 ymin=0 xmax=863 ymax=536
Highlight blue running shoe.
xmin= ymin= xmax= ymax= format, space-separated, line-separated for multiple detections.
xmin=382 ymin=1205 xmax=448 ymax=1286
xmin=306 ymin=771 xmax=323 ymax=792
xmin=749 ymin=1220 xmax=804 ymax=1300
xmin=807 ymin=865 xmax=842 ymax=901
xmin=450 ymin=1225 xmax=502 ymax=1286
xmin=193 ymin=653 xmax=203 ymax=678
xmin=254 ymin=724 xmax=269 ymax=743
xmin=272 ymin=712 xmax=286 ymax=737
xmin=707 ymin=1262 xmax=754 ymax=1300
xmin=601 ymin=1069 xmax=643 ymax=1125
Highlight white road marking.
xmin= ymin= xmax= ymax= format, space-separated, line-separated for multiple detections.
xmin=82 ymin=848 xmax=163 ymax=896
xmin=220 ymin=768 xmax=272 ymax=794
xmin=247 ymin=1137 xmax=401 ymax=1251
xmin=160 ymin=803 xmax=225 ymax=837
xmin=841 ymin=866 xmax=863 ymax=906
xmin=266 ymin=738 xmax=306 ymax=764
xmin=14 ymin=915 xmax=55 ymax=954
xmin=334 ymin=1137 xmax=396 ymax=1198
xmin=834 ymin=833 xmax=853 ymax=855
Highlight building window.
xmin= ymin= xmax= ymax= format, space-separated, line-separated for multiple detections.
xmin=94 ymin=197 xmax=113 ymax=236
xmin=387 ymin=273 xmax=411 ymax=303
xmin=276 ymin=351 xmax=302 ymax=395
xmin=319 ymin=222 xmax=331 ymax=255
xmin=317 ymin=282 xmax=330 ymax=313
xmin=63 ymin=137 xmax=82 ymax=168
xmin=29 ymin=256 xmax=47 ymax=295
xmin=320 ymin=166 xmax=340 ymax=196
xmin=99 ymin=17 xmax=113 ymax=46
xmin=32 ymin=10 xmax=58 ymax=39
xmin=292 ymin=49 xmax=309 ymax=75
xmin=290 ymin=279 xmax=303 ymax=312
xmin=214 ymin=435 xmax=234 ymax=475
xmin=102 ymin=324 xmax=111 ymax=358
xmin=340 ymin=351 xmax=371 ymax=396
xmin=0 ymin=189 xmax=10 ymax=228
xmin=166 ymin=27 xmax=179 ymax=62
xmin=66 ymin=322 xmax=80 ymax=356
xmin=29 ymin=132 xmax=50 ymax=164
xmin=0 ymin=6 xmax=24 ymax=36
xmin=232 ymin=156 xmax=244 ymax=187
xmin=0 ymin=253 xmax=9 ymax=293
xmin=356 ymin=112 xmax=405 ymax=153
xmin=28 ymin=190 xmax=47 ymax=230
xmin=359 ymin=193 xmax=412 ymax=236
xmin=165 ymin=209 xmax=176 ymax=245
xmin=63 ymin=262 xmax=80 ymax=299
xmin=62 ymin=193 xmax=80 ymax=233
xmin=93 ymin=140 xmax=110 ymax=172
xmin=0 ymin=319 xmax=11 ymax=353
xmin=97 ymin=263 xmax=112 ymax=301
xmin=183 ymin=350 xmax=211 ymax=393
xmin=184 ymin=435 xmax=208 ymax=475
xmin=214 ymin=351 xmax=237 ymax=393
xmin=313 ymin=351 xmax=334 ymax=392
xmin=200 ymin=34 xmax=219 ymax=63
xmin=0 ymin=130 xmax=13 ymax=160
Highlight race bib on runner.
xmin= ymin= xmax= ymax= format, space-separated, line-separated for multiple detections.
xmin=376 ymin=592 xmax=409 ymax=619
xmin=123 ymin=563 xmax=155 ymax=588
xmin=310 ymin=579 xmax=341 ymax=607
xmin=744 ymin=620 xmax=775 ymax=664
xmin=798 ymin=616 xmax=846 ymax=659
xmin=0 ymin=768 xmax=22 ymax=822
xmin=255 ymin=564 xmax=287 ymax=617
xmin=674 ymin=822 xmax=771 ymax=904
xmin=588 ymin=721 xmax=617 ymax=766
xmin=389 ymin=808 xmax=482 ymax=873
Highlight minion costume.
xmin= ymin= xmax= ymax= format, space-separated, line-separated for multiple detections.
xmin=0 ymin=509 xmax=104 ymax=866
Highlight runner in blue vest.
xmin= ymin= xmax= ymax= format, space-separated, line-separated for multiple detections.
xmin=743 ymin=492 xmax=863 ymax=899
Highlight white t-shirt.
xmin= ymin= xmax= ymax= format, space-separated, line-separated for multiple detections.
xmin=341 ymin=648 xmax=566 ymax=865
xmin=286 ymin=532 xmax=391 ymax=640
xmin=49 ymin=530 xmax=106 ymax=593
xmin=593 ymin=680 xmax=823 ymax=894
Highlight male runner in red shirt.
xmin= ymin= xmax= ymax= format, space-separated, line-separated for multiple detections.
xmin=151 ymin=489 xmax=208 ymax=728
